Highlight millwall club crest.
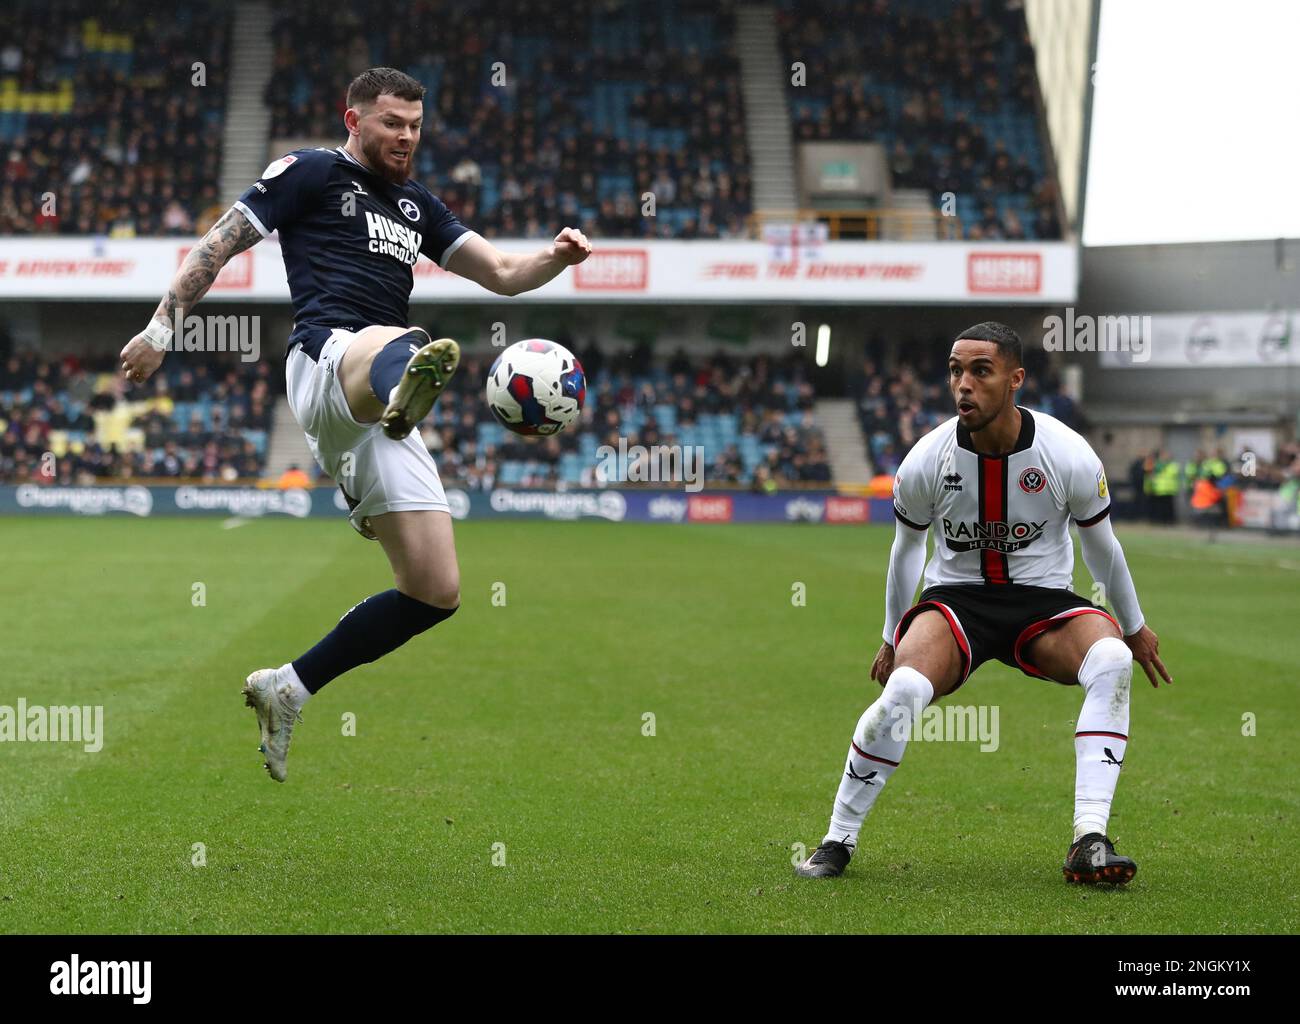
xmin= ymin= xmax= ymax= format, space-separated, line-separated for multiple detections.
xmin=398 ymin=197 xmax=421 ymax=222
xmin=1019 ymin=467 xmax=1046 ymax=494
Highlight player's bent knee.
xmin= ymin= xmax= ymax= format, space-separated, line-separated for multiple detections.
xmin=882 ymin=665 xmax=934 ymax=710
xmin=357 ymin=324 xmax=429 ymax=351
xmin=1079 ymin=636 xmax=1131 ymax=691
xmin=400 ymin=578 xmax=459 ymax=610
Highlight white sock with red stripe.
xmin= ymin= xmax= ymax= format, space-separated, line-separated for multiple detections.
xmin=824 ymin=666 xmax=934 ymax=847
xmin=1073 ymin=637 xmax=1133 ymax=840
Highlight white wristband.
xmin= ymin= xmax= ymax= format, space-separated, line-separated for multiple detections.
xmin=143 ymin=319 xmax=173 ymax=352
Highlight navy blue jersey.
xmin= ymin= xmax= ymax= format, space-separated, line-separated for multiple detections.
xmin=234 ymin=146 xmax=474 ymax=359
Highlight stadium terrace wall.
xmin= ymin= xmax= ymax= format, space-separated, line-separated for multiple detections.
xmin=0 ymin=238 xmax=1078 ymax=304
xmin=0 ymin=485 xmax=895 ymax=526
xmin=1075 ymin=239 xmax=1300 ymax=412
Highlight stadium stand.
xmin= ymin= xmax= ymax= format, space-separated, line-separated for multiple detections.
xmin=775 ymin=0 xmax=1062 ymax=240
xmin=2 ymin=0 xmax=1064 ymax=243
xmin=419 ymin=347 xmax=828 ymax=490
xmin=0 ymin=0 xmax=231 ymax=236
xmin=0 ymin=0 xmax=1077 ymax=492
xmin=262 ymin=0 xmax=753 ymax=240
xmin=0 ymin=350 xmax=277 ymax=483
xmin=3 ymin=336 xmax=1090 ymax=490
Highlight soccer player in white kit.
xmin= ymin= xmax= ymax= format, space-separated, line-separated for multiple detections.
xmin=796 ymin=323 xmax=1172 ymax=884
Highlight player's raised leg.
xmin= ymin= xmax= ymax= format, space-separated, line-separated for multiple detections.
xmin=337 ymin=323 xmax=460 ymax=438
xmin=796 ymin=610 xmax=963 ymax=878
xmin=247 ymin=510 xmax=460 ymax=782
xmin=1023 ymin=612 xmax=1138 ymax=884
xmin=245 ymin=324 xmax=462 ymax=782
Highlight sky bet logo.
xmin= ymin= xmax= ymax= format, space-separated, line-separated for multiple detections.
xmin=942 ymin=518 xmax=1047 ymax=553
xmin=364 ymin=211 xmax=423 ymax=264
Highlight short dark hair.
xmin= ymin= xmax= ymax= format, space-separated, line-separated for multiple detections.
xmin=955 ymin=321 xmax=1022 ymax=366
xmin=346 ymin=67 xmax=425 ymax=108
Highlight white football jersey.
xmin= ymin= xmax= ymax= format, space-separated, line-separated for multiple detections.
xmin=892 ymin=408 xmax=1111 ymax=591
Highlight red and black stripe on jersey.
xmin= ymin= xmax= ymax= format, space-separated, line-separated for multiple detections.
xmin=957 ymin=410 xmax=1036 ymax=586
xmin=977 ymin=454 xmax=1011 ymax=583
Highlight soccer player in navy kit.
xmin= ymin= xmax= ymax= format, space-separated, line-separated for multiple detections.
xmin=119 ymin=68 xmax=591 ymax=782
xmin=796 ymin=322 xmax=1173 ymax=884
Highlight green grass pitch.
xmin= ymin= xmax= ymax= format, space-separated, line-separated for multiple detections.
xmin=1 ymin=516 xmax=1296 ymax=933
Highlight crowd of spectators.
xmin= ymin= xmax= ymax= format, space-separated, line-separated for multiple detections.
xmin=1244 ymin=442 xmax=1300 ymax=531
xmin=2 ymin=0 xmax=1067 ymax=244
xmin=1119 ymin=444 xmax=1300 ymax=531
xmin=0 ymin=1 xmax=229 ymax=236
xmin=1236 ymin=442 xmax=1300 ymax=491
xmin=0 ymin=349 xmax=276 ymax=483
xmin=400 ymin=342 xmax=830 ymax=490
xmin=263 ymin=0 xmax=752 ymax=240
xmin=776 ymin=0 xmax=1062 ymax=240
xmin=1 ymin=336 xmax=1094 ymax=490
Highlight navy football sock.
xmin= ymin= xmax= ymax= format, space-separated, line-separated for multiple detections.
xmin=292 ymin=589 xmax=457 ymax=693
xmin=368 ymin=330 xmax=428 ymax=402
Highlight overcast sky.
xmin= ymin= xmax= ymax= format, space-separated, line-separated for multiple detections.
xmin=1083 ymin=0 xmax=1300 ymax=246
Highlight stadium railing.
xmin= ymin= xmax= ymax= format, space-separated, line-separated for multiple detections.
xmin=746 ymin=208 xmax=963 ymax=241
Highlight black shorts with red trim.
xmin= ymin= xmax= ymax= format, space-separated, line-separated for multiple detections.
xmin=894 ymin=583 xmax=1118 ymax=689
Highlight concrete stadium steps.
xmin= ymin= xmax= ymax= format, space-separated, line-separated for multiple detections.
xmin=815 ymin=398 xmax=873 ymax=485
xmin=265 ymin=396 xmax=318 ymax=480
xmin=736 ymin=5 xmax=799 ymax=213
xmin=884 ymin=188 xmax=941 ymax=240
xmin=218 ymin=1 xmax=276 ymax=206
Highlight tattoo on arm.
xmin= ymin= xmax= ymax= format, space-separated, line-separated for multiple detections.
xmin=151 ymin=207 xmax=263 ymax=324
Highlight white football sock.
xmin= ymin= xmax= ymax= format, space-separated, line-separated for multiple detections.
xmin=277 ymin=663 xmax=312 ymax=710
xmin=824 ymin=666 xmax=934 ymax=847
xmin=1072 ymin=637 xmax=1132 ymax=840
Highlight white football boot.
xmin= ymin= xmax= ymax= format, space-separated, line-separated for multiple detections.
xmin=379 ymin=337 xmax=460 ymax=440
xmin=241 ymin=669 xmax=303 ymax=783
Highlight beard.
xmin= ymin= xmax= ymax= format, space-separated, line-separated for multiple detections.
xmin=359 ymin=133 xmax=413 ymax=185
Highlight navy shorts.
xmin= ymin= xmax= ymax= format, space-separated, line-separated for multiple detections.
xmin=894 ymin=583 xmax=1118 ymax=689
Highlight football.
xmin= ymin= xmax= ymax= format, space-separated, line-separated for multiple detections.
xmin=485 ymin=339 xmax=586 ymax=436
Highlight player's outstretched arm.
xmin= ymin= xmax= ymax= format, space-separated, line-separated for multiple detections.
xmin=1077 ymin=515 xmax=1173 ymax=687
xmin=119 ymin=207 xmax=264 ymax=383
xmin=873 ymin=518 xmax=929 ymax=684
xmin=445 ymin=227 xmax=591 ymax=297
